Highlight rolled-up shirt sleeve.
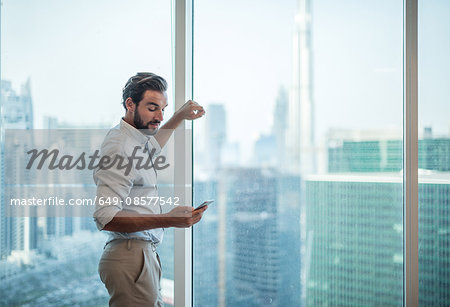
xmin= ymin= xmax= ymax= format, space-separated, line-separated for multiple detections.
xmin=93 ymin=151 xmax=135 ymax=230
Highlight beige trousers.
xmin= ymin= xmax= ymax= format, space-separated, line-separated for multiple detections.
xmin=98 ymin=239 xmax=164 ymax=307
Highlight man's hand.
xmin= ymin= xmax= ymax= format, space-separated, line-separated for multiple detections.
xmin=166 ymin=205 xmax=207 ymax=228
xmin=175 ymin=100 xmax=205 ymax=121
xmin=155 ymin=100 xmax=205 ymax=148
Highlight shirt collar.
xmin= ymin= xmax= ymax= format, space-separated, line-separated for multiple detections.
xmin=120 ymin=118 xmax=152 ymax=145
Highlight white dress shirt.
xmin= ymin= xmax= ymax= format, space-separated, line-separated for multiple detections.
xmin=93 ymin=119 xmax=164 ymax=245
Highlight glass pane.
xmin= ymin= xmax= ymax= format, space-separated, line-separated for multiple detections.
xmin=0 ymin=0 xmax=174 ymax=305
xmin=193 ymin=0 xmax=403 ymax=306
xmin=418 ymin=0 xmax=450 ymax=305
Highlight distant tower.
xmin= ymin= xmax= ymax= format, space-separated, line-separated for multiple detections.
xmin=0 ymin=79 xmax=36 ymax=258
xmin=274 ymin=87 xmax=288 ymax=169
xmin=286 ymin=0 xmax=315 ymax=175
xmin=205 ymin=104 xmax=227 ymax=175
xmin=1 ymin=79 xmax=33 ymax=129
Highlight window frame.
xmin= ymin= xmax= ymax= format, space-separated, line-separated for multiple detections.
xmin=173 ymin=0 xmax=194 ymax=306
xmin=403 ymin=0 xmax=419 ymax=306
xmin=171 ymin=0 xmax=420 ymax=306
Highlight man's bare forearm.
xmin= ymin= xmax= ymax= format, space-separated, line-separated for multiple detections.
xmin=155 ymin=100 xmax=205 ymax=148
xmin=102 ymin=207 xmax=204 ymax=232
xmin=103 ymin=210 xmax=175 ymax=233
xmin=154 ymin=112 xmax=183 ymax=148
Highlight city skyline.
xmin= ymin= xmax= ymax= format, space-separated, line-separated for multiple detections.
xmin=1 ymin=0 xmax=450 ymax=306
xmin=3 ymin=0 xmax=449 ymax=162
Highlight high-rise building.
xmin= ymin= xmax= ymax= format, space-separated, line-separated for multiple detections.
xmin=304 ymin=174 xmax=404 ymax=306
xmin=224 ymin=169 xmax=280 ymax=306
xmin=276 ymin=174 xmax=302 ymax=306
xmin=1 ymin=79 xmax=37 ymax=258
xmin=200 ymin=168 xmax=301 ymax=306
xmin=419 ymin=179 xmax=450 ymax=306
xmin=253 ymin=134 xmax=276 ymax=167
xmin=327 ymin=131 xmax=450 ymax=173
xmin=38 ymin=117 xmax=111 ymax=238
xmin=273 ymin=87 xmax=288 ymax=170
xmin=193 ymin=180 xmax=219 ymax=307
xmin=218 ymin=168 xmax=280 ymax=306
xmin=304 ymin=134 xmax=450 ymax=306
xmin=193 ymin=170 xmax=302 ymax=307
xmin=304 ymin=172 xmax=450 ymax=306
xmin=252 ymin=87 xmax=289 ymax=168
xmin=204 ymin=104 xmax=227 ymax=175
xmin=1 ymin=79 xmax=33 ymax=129
xmin=285 ymin=3 xmax=316 ymax=302
xmin=286 ymin=0 xmax=315 ymax=175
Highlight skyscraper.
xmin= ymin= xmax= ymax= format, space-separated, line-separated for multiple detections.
xmin=193 ymin=180 xmax=219 ymax=307
xmin=273 ymin=87 xmax=288 ymax=170
xmin=304 ymin=133 xmax=450 ymax=306
xmin=252 ymin=87 xmax=289 ymax=168
xmin=285 ymin=3 xmax=315 ymax=304
xmin=1 ymin=79 xmax=37 ymax=258
xmin=219 ymin=168 xmax=280 ymax=306
xmin=327 ymin=129 xmax=450 ymax=173
xmin=286 ymin=0 xmax=315 ymax=176
xmin=204 ymin=104 xmax=227 ymax=176
xmin=304 ymin=174 xmax=404 ymax=306
xmin=1 ymin=79 xmax=33 ymax=129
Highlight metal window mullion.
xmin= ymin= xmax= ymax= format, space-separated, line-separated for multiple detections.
xmin=403 ymin=0 xmax=418 ymax=306
xmin=173 ymin=0 xmax=193 ymax=306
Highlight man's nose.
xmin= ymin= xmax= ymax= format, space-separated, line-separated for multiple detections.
xmin=156 ymin=109 xmax=164 ymax=121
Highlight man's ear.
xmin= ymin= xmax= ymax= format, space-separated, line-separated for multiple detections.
xmin=125 ymin=98 xmax=135 ymax=112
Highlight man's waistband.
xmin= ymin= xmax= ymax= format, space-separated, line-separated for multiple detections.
xmin=105 ymin=238 xmax=158 ymax=252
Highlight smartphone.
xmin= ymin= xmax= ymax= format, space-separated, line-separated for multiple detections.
xmin=194 ymin=200 xmax=214 ymax=210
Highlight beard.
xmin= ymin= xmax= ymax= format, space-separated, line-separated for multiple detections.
xmin=133 ymin=109 xmax=160 ymax=135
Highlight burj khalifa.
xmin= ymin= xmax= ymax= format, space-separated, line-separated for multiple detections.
xmin=286 ymin=0 xmax=316 ymax=175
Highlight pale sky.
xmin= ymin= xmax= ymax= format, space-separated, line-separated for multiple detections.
xmin=1 ymin=0 xmax=449 ymax=161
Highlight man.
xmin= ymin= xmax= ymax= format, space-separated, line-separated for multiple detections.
xmin=93 ymin=72 xmax=207 ymax=306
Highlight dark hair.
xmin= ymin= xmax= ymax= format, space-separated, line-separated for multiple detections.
xmin=122 ymin=72 xmax=168 ymax=110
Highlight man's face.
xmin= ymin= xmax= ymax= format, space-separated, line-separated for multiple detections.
xmin=133 ymin=90 xmax=168 ymax=135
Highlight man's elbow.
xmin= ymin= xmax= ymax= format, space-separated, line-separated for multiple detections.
xmin=93 ymin=206 xmax=122 ymax=231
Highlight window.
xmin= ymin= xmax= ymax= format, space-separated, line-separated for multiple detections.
xmin=1 ymin=0 xmax=447 ymax=306
xmin=418 ymin=0 xmax=450 ymax=305
xmin=193 ymin=0 xmax=404 ymax=306
xmin=1 ymin=0 xmax=175 ymax=305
